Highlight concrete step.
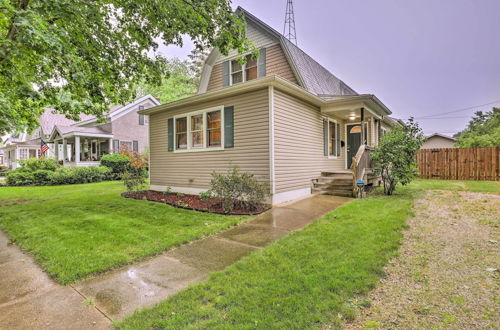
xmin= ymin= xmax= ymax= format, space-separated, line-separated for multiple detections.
xmin=313 ymin=182 xmax=352 ymax=190
xmin=312 ymin=188 xmax=354 ymax=197
xmin=315 ymin=177 xmax=352 ymax=184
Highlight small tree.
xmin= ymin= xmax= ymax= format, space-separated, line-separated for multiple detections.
xmin=120 ymin=149 xmax=148 ymax=192
xmin=372 ymin=118 xmax=425 ymax=195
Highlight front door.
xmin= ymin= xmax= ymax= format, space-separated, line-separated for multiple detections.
xmin=346 ymin=124 xmax=362 ymax=168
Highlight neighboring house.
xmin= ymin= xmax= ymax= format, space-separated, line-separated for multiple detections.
xmin=1 ymin=95 xmax=159 ymax=169
xmin=421 ymin=133 xmax=456 ymax=149
xmin=140 ymin=7 xmax=401 ymax=204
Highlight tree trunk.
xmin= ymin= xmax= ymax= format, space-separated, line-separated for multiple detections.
xmin=0 ymin=0 xmax=30 ymax=62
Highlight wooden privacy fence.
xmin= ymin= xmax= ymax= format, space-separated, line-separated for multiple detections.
xmin=416 ymin=147 xmax=499 ymax=181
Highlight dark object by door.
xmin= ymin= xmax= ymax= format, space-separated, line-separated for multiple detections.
xmin=347 ymin=124 xmax=362 ymax=168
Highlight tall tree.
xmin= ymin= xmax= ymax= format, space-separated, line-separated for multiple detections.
xmin=187 ymin=46 xmax=210 ymax=87
xmin=0 ymin=0 xmax=251 ymax=134
xmin=455 ymin=108 xmax=500 ymax=147
xmin=136 ymin=57 xmax=197 ymax=104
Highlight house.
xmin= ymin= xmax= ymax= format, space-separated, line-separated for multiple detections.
xmin=421 ymin=133 xmax=456 ymax=149
xmin=1 ymin=95 xmax=159 ymax=169
xmin=140 ymin=7 xmax=401 ymax=204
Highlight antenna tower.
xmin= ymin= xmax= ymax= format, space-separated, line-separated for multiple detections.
xmin=283 ymin=0 xmax=297 ymax=45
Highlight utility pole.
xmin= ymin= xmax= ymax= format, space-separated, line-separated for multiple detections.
xmin=283 ymin=0 xmax=297 ymax=45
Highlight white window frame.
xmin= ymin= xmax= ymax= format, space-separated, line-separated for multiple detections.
xmin=18 ymin=148 xmax=28 ymax=161
xmin=229 ymin=54 xmax=258 ymax=86
xmin=173 ymin=106 xmax=225 ymax=153
xmin=326 ymin=118 xmax=339 ymax=159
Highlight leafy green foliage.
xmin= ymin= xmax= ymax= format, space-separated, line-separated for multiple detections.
xmin=121 ymin=171 xmax=146 ymax=192
xmin=0 ymin=181 xmax=247 ymax=284
xmin=5 ymin=162 xmax=112 ymax=185
xmin=372 ymin=118 xmax=425 ymax=195
xmin=199 ymin=191 xmax=211 ymax=200
xmin=20 ymin=157 xmax=59 ymax=171
xmin=0 ymin=0 xmax=252 ymax=134
xmin=100 ymin=153 xmax=130 ymax=177
xmin=136 ymin=58 xmax=197 ymax=104
xmin=208 ymin=166 xmax=270 ymax=213
xmin=455 ymin=108 xmax=500 ymax=147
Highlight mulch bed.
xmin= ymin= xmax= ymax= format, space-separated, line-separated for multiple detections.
xmin=122 ymin=190 xmax=271 ymax=215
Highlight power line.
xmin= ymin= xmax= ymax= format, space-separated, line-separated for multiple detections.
xmin=414 ymin=99 xmax=500 ymax=119
xmin=416 ymin=116 xmax=471 ymax=120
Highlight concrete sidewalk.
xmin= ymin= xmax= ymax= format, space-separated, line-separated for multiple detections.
xmin=0 ymin=231 xmax=111 ymax=330
xmin=0 ymin=194 xmax=351 ymax=328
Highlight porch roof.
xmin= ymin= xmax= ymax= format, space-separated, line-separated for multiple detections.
xmin=48 ymin=125 xmax=113 ymax=141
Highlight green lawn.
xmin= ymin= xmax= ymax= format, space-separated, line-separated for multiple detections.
xmin=409 ymin=178 xmax=500 ymax=194
xmin=118 ymin=179 xmax=499 ymax=329
xmin=0 ymin=181 xmax=247 ymax=284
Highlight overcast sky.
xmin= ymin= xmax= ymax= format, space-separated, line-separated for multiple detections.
xmin=160 ymin=0 xmax=500 ymax=136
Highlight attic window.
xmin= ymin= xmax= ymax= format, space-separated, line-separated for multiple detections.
xmin=230 ymin=54 xmax=258 ymax=85
xmin=230 ymin=60 xmax=243 ymax=84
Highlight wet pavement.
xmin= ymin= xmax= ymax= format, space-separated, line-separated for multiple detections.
xmin=0 ymin=231 xmax=111 ymax=330
xmin=0 ymin=194 xmax=351 ymax=327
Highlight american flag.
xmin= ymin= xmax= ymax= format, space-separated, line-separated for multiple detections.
xmin=40 ymin=140 xmax=49 ymax=157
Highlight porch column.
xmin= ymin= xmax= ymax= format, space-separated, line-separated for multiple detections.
xmin=109 ymin=139 xmax=113 ymax=154
xmin=54 ymin=140 xmax=59 ymax=160
xmin=360 ymin=107 xmax=365 ymax=145
xmin=75 ymin=136 xmax=80 ymax=163
xmin=62 ymin=138 xmax=67 ymax=165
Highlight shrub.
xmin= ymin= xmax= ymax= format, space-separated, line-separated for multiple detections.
xmin=208 ymin=166 xmax=270 ymax=213
xmin=32 ymin=170 xmax=53 ymax=185
xmin=6 ymin=165 xmax=112 ymax=186
xmin=122 ymin=172 xmax=146 ymax=192
xmin=100 ymin=154 xmax=130 ymax=178
xmin=199 ymin=191 xmax=211 ymax=200
xmin=21 ymin=158 xmax=59 ymax=171
xmin=5 ymin=170 xmax=35 ymax=186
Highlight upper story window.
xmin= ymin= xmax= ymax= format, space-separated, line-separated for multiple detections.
xmin=224 ymin=49 xmax=266 ymax=87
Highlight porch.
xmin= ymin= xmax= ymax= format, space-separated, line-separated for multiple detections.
xmin=49 ymin=126 xmax=114 ymax=166
xmin=313 ymin=97 xmax=391 ymax=197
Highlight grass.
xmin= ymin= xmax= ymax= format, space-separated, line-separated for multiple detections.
xmin=118 ymin=179 xmax=499 ymax=329
xmin=409 ymin=178 xmax=500 ymax=194
xmin=0 ymin=181 xmax=247 ymax=284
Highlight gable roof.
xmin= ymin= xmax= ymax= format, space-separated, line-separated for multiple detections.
xmin=235 ymin=7 xmax=357 ymax=96
xmin=426 ymin=133 xmax=456 ymax=141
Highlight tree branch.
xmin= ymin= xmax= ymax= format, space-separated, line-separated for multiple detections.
xmin=1 ymin=0 xmax=30 ymax=62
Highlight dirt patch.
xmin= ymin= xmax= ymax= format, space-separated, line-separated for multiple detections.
xmin=344 ymin=190 xmax=500 ymax=329
xmin=122 ymin=190 xmax=270 ymax=215
xmin=0 ymin=199 xmax=30 ymax=207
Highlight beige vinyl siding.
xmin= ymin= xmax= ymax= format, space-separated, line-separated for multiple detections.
xmin=266 ymin=44 xmax=298 ymax=84
xmin=215 ymin=22 xmax=278 ymax=64
xmin=206 ymin=63 xmax=223 ymax=92
xmin=149 ymin=89 xmax=270 ymax=190
xmin=273 ymin=89 xmax=346 ymax=193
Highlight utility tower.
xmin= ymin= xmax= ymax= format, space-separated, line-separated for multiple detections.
xmin=283 ymin=0 xmax=297 ymax=45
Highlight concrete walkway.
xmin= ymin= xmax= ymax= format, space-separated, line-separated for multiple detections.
xmin=0 ymin=194 xmax=351 ymax=328
xmin=0 ymin=231 xmax=111 ymax=330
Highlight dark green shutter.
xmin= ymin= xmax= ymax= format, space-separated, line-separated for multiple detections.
xmin=133 ymin=140 xmax=138 ymax=152
xmin=323 ymin=120 xmax=328 ymax=156
xmin=167 ymin=118 xmax=174 ymax=152
xmin=336 ymin=123 xmax=341 ymax=157
xmin=224 ymin=106 xmax=234 ymax=148
xmin=223 ymin=61 xmax=230 ymax=86
xmin=258 ymin=48 xmax=266 ymax=77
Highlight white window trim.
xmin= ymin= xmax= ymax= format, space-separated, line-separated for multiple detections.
xmin=229 ymin=55 xmax=258 ymax=86
xmin=325 ymin=117 xmax=339 ymax=159
xmin=173 ymin=106 xmax=225 ymax=153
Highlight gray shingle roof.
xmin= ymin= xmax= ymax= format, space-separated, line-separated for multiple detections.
xmin=238 ymin=7 xmax=357 ymax=96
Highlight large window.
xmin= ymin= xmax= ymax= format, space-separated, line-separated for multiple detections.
xmin=19 ymin=148 xmax=28 ymax=160
xmin=207 ymin=110 xmax=221 ymax=147
xmin=231 ymin=54 xmax=258 ymax=85
xmin=191 ymin=114 xmax=203 ymax=148
xmin=176 ymin=117 xmax=188 ymax=149
xmin=173 ymin=107 xmax=224 ymax=152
